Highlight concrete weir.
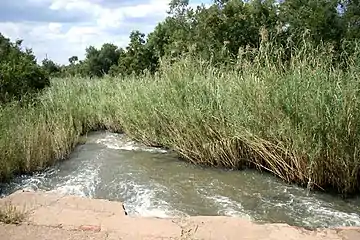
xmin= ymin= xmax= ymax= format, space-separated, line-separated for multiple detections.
xmin=0 ymin=190 xmax=359 ymax=240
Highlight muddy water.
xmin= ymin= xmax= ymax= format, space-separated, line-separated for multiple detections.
xmin=1 ymin=131 xmax=360 ymax=228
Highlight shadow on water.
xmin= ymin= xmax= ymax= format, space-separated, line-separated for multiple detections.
xmin=1 ymin=131 xmax=360 ymax=228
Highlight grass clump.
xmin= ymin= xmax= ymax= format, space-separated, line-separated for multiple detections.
xmin=0 ymin=41 xmax=360 ymax=195
xmin=0 ymin=203 xmax=26 ymax=224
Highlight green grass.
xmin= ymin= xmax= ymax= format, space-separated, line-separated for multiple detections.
xmin=1 ymin=42 xmax=360 ymax=195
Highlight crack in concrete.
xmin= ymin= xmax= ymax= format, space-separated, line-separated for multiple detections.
xmin=172 ymin=217 xmax=200 ymax=240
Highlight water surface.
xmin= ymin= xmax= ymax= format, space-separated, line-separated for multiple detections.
xmin=1 ymin=131 xmax=360 ymax=228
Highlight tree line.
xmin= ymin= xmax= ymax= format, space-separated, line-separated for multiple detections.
xmin=1 ymin=0 xmax=360 ymax=103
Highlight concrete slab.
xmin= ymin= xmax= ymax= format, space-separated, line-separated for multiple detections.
xmin=0 ymin=190 xmax=63 ymax=213
xmin=0 ymin=224 xmax=108 ymax=240
xmin=54 ymin=195 xmax=126 ymax=215
xmin=1 ymin=191 xmax=360 ymax=240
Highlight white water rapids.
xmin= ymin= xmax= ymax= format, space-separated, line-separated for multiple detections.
xmin=1 ymin=131 xmax=360 ymax=228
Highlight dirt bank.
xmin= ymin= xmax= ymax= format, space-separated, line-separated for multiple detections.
xmin=0 ymin=190 xmax=359 ymax=240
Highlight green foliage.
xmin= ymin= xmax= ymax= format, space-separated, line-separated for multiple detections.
xmin=0 ymin=34 xmax=49 ymax=103
xmin=279 ymin=0 xmax=344 ymax=44
xmin=42 ymin=58 xmax=61 ymax=77
xmin=68 ymin=56 xmax=78 ymax=65
xmin=85 ymin=44 xmax=120 ymax=77
xmin=341 ymin=0 xmax=360 ymax=39
xmin=58 ymin=0 xmax=360 ymax=77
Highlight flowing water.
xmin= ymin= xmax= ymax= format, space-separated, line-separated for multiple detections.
xmin=1 ymin=131 xmax=360 ymax=228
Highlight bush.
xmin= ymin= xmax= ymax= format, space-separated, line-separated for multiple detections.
xmin=0 ymin=34 xmax=50 ymax=104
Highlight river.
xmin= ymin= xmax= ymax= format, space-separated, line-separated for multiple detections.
xmin=1 ymin=131 xmax=360 ymax=228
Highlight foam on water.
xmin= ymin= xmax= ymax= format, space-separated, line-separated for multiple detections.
xmin=116 ymin=180 xmax=174 ymax=218
xmin=297 ymin=197 xmax=360 ymax=227
xmin=257 ymin=184 xmax=360 ymax=227
xmin=207 ymin=195 xmax=252 ymax=219
xmin=1 ymin=131 xmax=360 ymax=228
xmin=125 ymin=185 xmax=176 ymax=218
xmin=108 ymin=171 xmax=187 ymax=218
xmin=50 ymin=162 xmax=101 ymax=198
xmin=0 ymin=168 xmax=54 ymax=196
xmin=95 ymin=133 xmax=168 ymax=153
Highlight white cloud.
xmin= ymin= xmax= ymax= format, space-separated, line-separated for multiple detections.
xmin=48 ymin=22 xmax=62 ymax=34
xmin=122 ymin=0 xmax=169 ymax=18
xmin=0 ymin=0 xmax=211 ymax=64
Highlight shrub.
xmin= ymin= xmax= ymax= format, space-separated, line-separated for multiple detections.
xmin=0 ymin=34 xmax=50 ymax=104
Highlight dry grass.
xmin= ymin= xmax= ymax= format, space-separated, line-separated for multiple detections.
xmin=0 ymin=202 xmax=26 ymax=224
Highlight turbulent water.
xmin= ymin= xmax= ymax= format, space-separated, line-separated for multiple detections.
xmin=1 ymin=131 xmax=360 ymax=228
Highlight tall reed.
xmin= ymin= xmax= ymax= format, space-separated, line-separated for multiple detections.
xmin=0 ymin=41 xmax=359 ymax=194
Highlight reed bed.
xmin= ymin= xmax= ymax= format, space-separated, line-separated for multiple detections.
xmin=1 ymin=42 xmax=360 ymax=194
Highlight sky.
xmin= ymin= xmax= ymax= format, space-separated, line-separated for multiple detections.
xmin=0 ymin=0 xmax=212 ymax=65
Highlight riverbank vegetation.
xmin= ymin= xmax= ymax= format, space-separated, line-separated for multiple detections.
xmin=0 ymin=202 xmax=25 ymax=224
xmin=1 ymin=0 xmax=360 ymax=195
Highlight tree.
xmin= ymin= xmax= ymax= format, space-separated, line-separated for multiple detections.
xmin=42 ymin=58 xmax=61 ymax=76
xmin=61 ymin=0 xmax=357 ymax=78
xmin=0 ymin=33 xmax=49 ymax=104
xmin=341 ymin=0 xmax=360 ymax=39
xmin=117 ymin=31 xmax=157 ymax=75
xmin=98 ymin=43 xmax=121 ymax=74
xmin=168 ymin=0 xmax=190 ymax=16
xmin=68 ymin=56 xmax=78 ymax=65
xmin=279 ymin=0 xmax=344 ymax=44
xmin=82 ymin=44 xmax=121 ymax=77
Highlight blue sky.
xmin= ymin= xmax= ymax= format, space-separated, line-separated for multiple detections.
xmin=0 ymin=0 xmax=212 ymax=64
